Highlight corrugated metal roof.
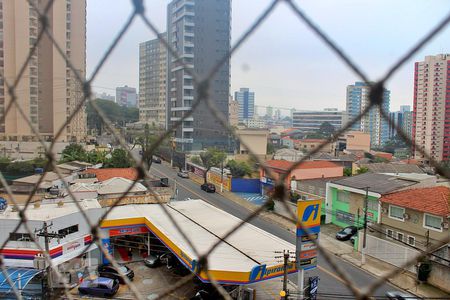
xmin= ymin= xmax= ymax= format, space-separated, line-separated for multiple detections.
xmin=331 ymin=173 xmax=418 ymax=194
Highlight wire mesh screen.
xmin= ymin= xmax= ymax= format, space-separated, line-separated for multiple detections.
xmin=0 ymin=0 xmax=449 ymax=299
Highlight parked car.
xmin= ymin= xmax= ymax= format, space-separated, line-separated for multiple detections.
xmin=385 ymin=291 xmax=419 ymax=299
xmin=335 ymin=226 xmax=358 ymax=241
xmin=144 ymin=253 xmax=161 ymax=268
xmin=152 ymin=156 xmax=162 ymax=164
xmin=78 ymin=277 xmax=119 ymax=297
xmin=97 ymin=264 xmax=134 ymax=284
xmin=200 ymin=183 xmax=216 ymax=193
xmin=160 ymin=253 xmax=191 ymax=276
xmin=177 ymin=170 xmax=189 ymax=178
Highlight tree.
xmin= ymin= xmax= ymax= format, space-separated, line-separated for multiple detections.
xmin=132 ymin=124 xmax=160 ymax=171
xmin=226 ymin=160 xmax=252 ymax=178
xmin=6 ymin=161 xmax=35 ymax=175
xmin=87 ymin=150 xmax=109 ymax=165
xmin=356 ymin=166 xmax=369 ymax=174
xmin=190 ymin=155 xmax=203 ymax=166
xmin=199 ymin=148 xmax=226 ymax=184
xmin=267 ymin=143 xmax=275 ymax=155
xmin=381 ymin=136 xmax=408 ymax=154
xmin=106 ymin=148 xmax=132 ymax=168
xmin=318 ymin=122 xmax=335 ymax=137
xmin=86 ymin=99 xmax=139 ymax=134
xmin=343 ymin=167 xmax=353 ymax=176
xmin=61 ymin=144 xmax=87 ymax=162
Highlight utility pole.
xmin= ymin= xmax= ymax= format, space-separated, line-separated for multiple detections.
xmin=35 ymin=222 xmax=66 ymax=296
xmin=283 ymin=250 xmax=289 ymax=300
xmin=220 ymin=160 xmax=224 ymax=193
xmin=361 ymin=187 xmax=369 ymax=265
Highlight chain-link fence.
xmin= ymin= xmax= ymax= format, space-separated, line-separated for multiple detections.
xmin=0 ymin=0 xmax=449 ymax=299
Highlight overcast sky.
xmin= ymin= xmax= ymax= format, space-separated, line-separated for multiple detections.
xmin=87 ymin=0 xmax=450 ymax=113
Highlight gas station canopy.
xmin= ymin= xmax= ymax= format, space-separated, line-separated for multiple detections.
xmin=102 ymin=199 xmax=297 ymax=284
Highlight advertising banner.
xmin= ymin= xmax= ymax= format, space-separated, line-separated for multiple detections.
xmin=296 ymin=200 xmax=321 ymax=270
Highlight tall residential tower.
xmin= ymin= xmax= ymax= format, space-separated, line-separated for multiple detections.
xmin=1 ymin=0 xmax=86 ymax=142
xmin=234 ymin=88 xmax=255 ymax=122
xmin=412 ymin=54 xmax=450 ymax=162
xmin=139 ymin=34 xmax=167 ymax=128
xmin=346 ymin=82 xmax=390 ymax=147
xmin=167 ymin=0 xmax=231 ymax=152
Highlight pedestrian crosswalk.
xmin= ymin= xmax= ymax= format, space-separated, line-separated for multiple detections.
xmin=235 ymin=193 xmax=267 ymax=206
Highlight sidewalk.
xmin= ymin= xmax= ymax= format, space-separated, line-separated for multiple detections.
xmin=213 ymin=186 xmax=450 ymax=299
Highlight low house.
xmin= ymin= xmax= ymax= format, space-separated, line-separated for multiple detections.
xmin=273 ymin=149 xmax=304 ymax=161
xmin=325 ymin=173 xmax=434 ymax=228
xmin=379 ymin=186 xmax=450 ymax=253
xmin=260 ymin=160 xmax=343 ymax=194
xmin=81 ymin=168 xmax=139 ymax=182
xmin=281 ymin=137 xmax=295 ymax=149
xmin=10 ymin=171 xmax=76 ymax=194
xmin=294 ymin=139 xmax=335 ymax=154
xmin=356 ymin=162 xmax=424 ymax=174
xmin=336 ymin=131 xmax=371 ymax=152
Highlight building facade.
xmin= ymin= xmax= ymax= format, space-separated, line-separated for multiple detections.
xmin=167 ymin=0 xmax=231 ymax=152
xmin=139 ymin=34 xmax=167 ymax=128
xmin=292 ymin=109 xmax=344 ymax=132
xmin=412 ymin=54 xmax=450 ymax=162
xmin=346 ymin=82 xmax=390 ymax=147
xmin=228 ymin=100 xmax=239 ymax=127
xmin=1 ymin=0 xmax=87 ymax=142
xmin=234 ymin=88 xmax=255 ymax=122
xmin=116 ymin=85 xmax=137 ymax=107
xmin=402 ymin=110 xmax=413 ymax=141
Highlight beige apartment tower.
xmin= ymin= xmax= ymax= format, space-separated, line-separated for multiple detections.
xmin=0 ymin=0 xmax=86 ymax=142
xmin=412 ymin=54 xmax=450 ymax=162
xmin=139 ymin=33 xmax=167 ymax=129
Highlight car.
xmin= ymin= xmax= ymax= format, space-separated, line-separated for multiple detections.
xmin=152 ymin=156 xmax=162 ymax=164
xmin=97 ymin=264 xmax=134 ymax=284
xmin=177 ymin=170 xmax=189 ymax=178
xmin=385 ymin=291 xmax=419 ymax=299
xmin=335 ymin=226 xmax=358 ymax=241
xmin=200 ymin=183 xmax=216 ymax=193
xmin=78 ymin=277 xmax=120 ymax=297
xmin=143 ymin=253 xmax=161 ymax=268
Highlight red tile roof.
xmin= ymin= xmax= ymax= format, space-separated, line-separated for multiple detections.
xmin=82 ymin=168 xmax=138 ymax=182
xmin=265 ymin=160 xmax=340 ymax=171
xmin=381 ymin=186 xmax=450 ymax=216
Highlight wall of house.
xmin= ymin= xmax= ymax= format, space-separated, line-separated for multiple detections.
xmin=329 ymin=187 xmax=379 ymax=228
xmin=290 ymin=166 xmax=343 ymax=181
xmin=380 ymin=203 xmax=448 ymax=251
xmin=429 ymin=261 xmax=450 ymax=293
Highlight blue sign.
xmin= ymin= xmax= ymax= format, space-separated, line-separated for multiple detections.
xmin=309 ymin=276 xmax=319 ymax=300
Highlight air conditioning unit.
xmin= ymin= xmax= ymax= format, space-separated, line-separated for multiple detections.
xmin=403 ymin=213 xmax=410 ymax=220
xmin=442 ymin=221 xmax=449 ymax=229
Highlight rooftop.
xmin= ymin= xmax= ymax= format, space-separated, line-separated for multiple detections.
xmin=0 ymin=199 xmax=102 ymax=221
xmin=82 ymin=168 xmax=139 ymax=182
xmin=70 ymin=177 xmax=147 ymax=195
xmin=359 ymin=163 xmax=424 ymax=174
xmin=103 ymin=200 xmax=295 ymax=281
xmin=331 ymin=173 xmax=418 ymax=195
xmin=381 ymin=187 xmax=450 ymax=216
xmin=265 ymin=160 xmax=340 ymax=171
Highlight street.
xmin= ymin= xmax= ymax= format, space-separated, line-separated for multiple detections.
xmin=149 ymin=162 xmax=403 ymax=299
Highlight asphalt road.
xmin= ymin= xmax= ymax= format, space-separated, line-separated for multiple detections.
xmin=150 ymin=162 xmax=403 ymax=299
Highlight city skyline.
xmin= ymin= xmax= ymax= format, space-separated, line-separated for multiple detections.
xmin=87 ymin=0 xmax=450 ymax=112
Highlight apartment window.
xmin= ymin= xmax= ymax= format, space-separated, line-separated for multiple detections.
xmin=58 ymin=224 xmax=78 ymax=236
xmin=407 ymin=235 xmax=415 ymax=246
xmin=10 ymin=233 xmax=32 ymax=241
xmin=367 ymin=199 xmax=378 ymax=211
xmin=389 ymin=205 xmax=405 ymax=221
xmin=386 ymin=229 xmax=394 ymax=239
xmin=423 ymin=214 xmax=443 ymax=232
xmin=397 ymin=232 xmax=404 ymax=242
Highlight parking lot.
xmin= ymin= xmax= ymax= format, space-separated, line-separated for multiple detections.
xmin=70 ymin=260 xmax=197 ymax=299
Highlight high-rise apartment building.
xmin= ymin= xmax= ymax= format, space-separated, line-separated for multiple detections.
xmin=388 ymin=111 xmax=403 ymax=139
xmin=234 ymin=88 xmax=254 ymax=122
xmin=402 ymin=110 xmax=413 ymax=141
xmin=139 ymin=33 xmax=167 ymax=128
xmin=412 ymin=54 xmax=450 ymax=162
xmin=1 ymin=0 xmax=86 ymax=142
xmin=116 ymin=85 xmax=137 ymax=107
xmin=292 ymin=109 xmax=344 ymax=132
xmin=167 ymin=0 xmax=231 ymax=152
xmin=346 ymin=82 xmax=390 ymax=147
